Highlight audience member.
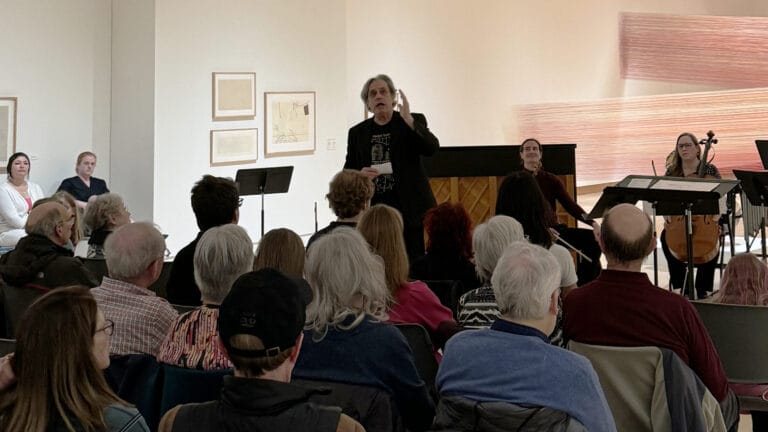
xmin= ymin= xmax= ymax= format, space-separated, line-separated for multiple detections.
xmin=0 ymin=287 xmax=149 ymax=431
xmin=158 ymin=269 xmax=364 ymax=432
xmin=409 ymin=202 xmax=481 ymax=293
xmin=563 ymin=203 xmax=739 ymax=430
xmin=253 ymin=228 xmax=304 ymax=277
xmin=166 ymin=175 xmax=240 ymax=306
xmin=91 ymin=222 xmax=178 ymax=356
xmin=294 ymin=227 xmax=435 ymax=431
xmin=0 ymin=202 xmax=98 ymax=288
xmin=83 ymin=193 xmax=132 ymax=259
xmin=307 ymin=169 xmax=374 ymax=249
xmin=712 ymin=252 xmax=768 ymax=431
xmin=158 ymin=224 xmax=253 ymax=370
xmin=456 ymin=215 xmax=526 ymax=328
xmin=495 ymin=171 xmax=577 ymax=296
xmin=57 ymin=151 xmax=110 ymax=209
xmin=51 ymin=191 xmax=83 ymax=248
xmin=436 ymin=242 xmax=615 ymax=431
xmin=0 ymin=152 xmax=45 ymax=247
xmin=358 ymin=204 xmax=457 ymax=351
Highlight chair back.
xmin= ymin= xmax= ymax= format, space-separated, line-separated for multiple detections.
xmin=423 ymin=280 xmax=463 ymax=317
xmin=2 ymin=283 xmax=49 ymax=337
xmin=692 ymin=302 xmax=768 ymax=383
xmin=569 ymin=341 xmax=725 ymax=432
xmin=81 ymin=258 xmax=109 ymax=284
xmin=293 ymin=378 xmax=403 ymax=432
xmin=159 ymin=364 xmax=231 ymax=416
xmin=0 ymin=338 xmax=15 ymax=356
xmin=104 ymin=354 xmax=163 ymax=430
xmin=149 ymin=261 xmax=173 ymax=298
xmin=394 ymin=323 xmax=438 ymax=394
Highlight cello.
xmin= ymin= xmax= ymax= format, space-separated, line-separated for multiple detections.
xmin=664 ymin=131 xmax=720 ymax=264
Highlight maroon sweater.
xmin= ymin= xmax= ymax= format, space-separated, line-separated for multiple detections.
xmin=563 ymin=269 xmax=729 ymax=401
xmin=528 ymin=169 xmax=587 ymax=225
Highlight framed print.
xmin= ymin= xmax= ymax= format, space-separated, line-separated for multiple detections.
xmin=212 ymin=72 xmax=256 ymax=121
xmin=264 ymin=91 xmax=316 ymax=157
xmin=0 ymin=97 xmax=17 ymax=170
xmin=210 ymin=128 xmax=258 ymax=166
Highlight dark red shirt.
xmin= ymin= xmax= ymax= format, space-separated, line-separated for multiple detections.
xmin=528 ymin=169 xmax=587 ymax=225
xmin=563 ymin=269 xmax=729 ymax=401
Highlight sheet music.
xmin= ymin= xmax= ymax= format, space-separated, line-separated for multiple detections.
xmin=651 ymin=179 xmax=719 ymax=192
xmin=627 ymin=178 xmax=653 ymax=189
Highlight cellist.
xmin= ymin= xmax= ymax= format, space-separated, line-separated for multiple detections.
xmin=659 ymin=132 xmax=721 ymax=299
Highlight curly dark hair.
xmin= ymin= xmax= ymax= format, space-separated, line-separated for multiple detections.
xmin=495 ymin=171 xmax=553 ymax=248
xmin=326 ymin=170 xmax=374 ymax=218
xmin=424 ymin=202 xmax=473 ymax=259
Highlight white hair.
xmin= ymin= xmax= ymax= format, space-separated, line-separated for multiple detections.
xmin=491 ymin=241 xmax=561 ymax=320
xmin=194 ymin=224 xmax=254 ymax=304
xmin=473 ymin=215 xmax=526 ymax=282
xmin=105 ymin=222 xmax=165 ymax=280
xmin=304 ymin=227 xmax=389 ymax=339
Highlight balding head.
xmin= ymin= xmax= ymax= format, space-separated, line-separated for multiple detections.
xmin=600 ymin=203 xmax=654 ymax=266
xmin=105 ymin=222 xmax=166 ymax=283
xmin=26 ymin=202 xmax=72 ymax=246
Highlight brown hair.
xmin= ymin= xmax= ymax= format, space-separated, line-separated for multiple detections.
xmin=519 ymin=137 xmax=543 ymax=172
xmin=665 ymin=132 xmax=700 ymax=177
xmin=326 ymin=170 xmax=374 ymax=218
xmin=0 ymin=287 xmax=122 ymax=432
xmin=76 ymin=151 xmax=97 ymax=166
xmin=716 ymin=253 xmax=768 ymax=306
xmin=52 ymin=191 xmax=82 ymax=244
xmin=225 ymin=334 xmax=293 ymax=376
xmin=357 ymin=204 xmax=409 ymax=296
xmin=253 ymin=228 xmax=305 ymax=277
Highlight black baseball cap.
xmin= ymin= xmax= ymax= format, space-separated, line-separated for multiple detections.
xmin=218 ymin=268 xmax=312 ymax=358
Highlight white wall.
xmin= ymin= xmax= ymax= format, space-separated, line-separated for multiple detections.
xmin=154 ymin=0 xmax=348 ymax=252
xmin=346 ymin=0 xmax=768 ymax=148
xmin=0 ymin=0 xmax=111 ymax=193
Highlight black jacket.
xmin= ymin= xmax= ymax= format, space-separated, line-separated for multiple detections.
xmin=344 ymin=111 xmax=439 ymax=226
xmin=0 ymin=234 xmax=98 ymax=288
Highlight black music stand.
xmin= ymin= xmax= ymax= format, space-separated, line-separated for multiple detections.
xmin=734 ymin=170 xmax=768 ymax=257
xmin=236 ymin=167 xmax=293 ymax=238
xmin=589 ymin=175 xmax=739 ymax=299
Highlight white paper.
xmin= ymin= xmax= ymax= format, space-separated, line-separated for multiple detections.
xmin=650 ymin=179 xmax=719 ymax=192
xmin=370 ymin=162 xmax=393 ymax=175
xmin=627 ymin=178 xmax=653 ymax=189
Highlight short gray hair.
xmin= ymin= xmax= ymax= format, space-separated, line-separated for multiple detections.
xmin=473 ymin=215 xmax=526 ymax=282
xmin=194 ymin=224 xmax=254 ymax=304
xmin=105 ymin=222 xmax=166 ymax=280
xmin=360 ymin=74 xmax=397 ymax=110
xmin=491 ymin=241 xmax=561 ymax=320
xmin=305 ymin=227 xmax=389 ymax=338
xmin=83 ymin=193 xmax=126 ymax=231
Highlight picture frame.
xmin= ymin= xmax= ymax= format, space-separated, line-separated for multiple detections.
xmin=264 ymin=91 xmax=316 ymax=158
xmin=212 ymin=72 xmax=256 ymax=121
xmin=0 ymin=97 xmax=17 ymax=170
xmin=210 ymin=128 xmax=259 ymax=166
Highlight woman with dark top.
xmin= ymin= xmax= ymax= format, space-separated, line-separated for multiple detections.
xmin=520 ymin=138 xmax=601 ymax=284
xmin=660 ymin=132 xmax=722 ymax=299
xmin=82 ymin=193 xmax=132 ymax=259
xmin=58 ymin=151 xmax=109 ymax=209
xmin=295 ymin=227 xmax=435 ymax=431
xmin=410 ymin=202 xmax=481 ymax=293
xmin=712 ymin=253 xmax=768 ymax=431
xmin=0 ymin=287 xmax=149 ymax=431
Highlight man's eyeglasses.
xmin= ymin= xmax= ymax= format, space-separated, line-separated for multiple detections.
xmin=238 ymin=198 xmax=244 ymax=207
xmin=96 ymin=319 xmax=114 ymax=336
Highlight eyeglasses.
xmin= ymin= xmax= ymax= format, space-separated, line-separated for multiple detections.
xmin=677 ymin=143 xmax=695 ymax=149
xmin=238 ymin=197 xmax=244 ymax=207
xmin=96 ymin=319 xmax=114 ymax=336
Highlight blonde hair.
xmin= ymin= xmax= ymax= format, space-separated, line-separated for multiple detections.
xmin=357 ymin=204 xmax=409 ymax=297
xmin=83 ymin=193 xmax=126 ymax=231
xmin=51 ymin=191 xmax=82 ymax=244
xmin=305 ymin=227 xmax=389 ymax=339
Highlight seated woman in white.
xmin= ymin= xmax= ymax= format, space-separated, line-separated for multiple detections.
xmin=0 ymin=152 xmax=46 ymax=247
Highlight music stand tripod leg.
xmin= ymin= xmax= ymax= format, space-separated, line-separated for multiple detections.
xmin=684 ymin=205 xmax=696 ymax=300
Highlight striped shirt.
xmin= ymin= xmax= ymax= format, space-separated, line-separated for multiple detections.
xmin=156 ymin=305 xmax=233 ymax=370
xmin=91 ymin=277 xmax=178 ymax=356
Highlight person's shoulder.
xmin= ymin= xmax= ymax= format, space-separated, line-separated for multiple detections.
xmin=103 ymin=403 xmax=149 ymax=431
xmin=349 ymin=118 xmax=372 ymax=132
xmin=173 ymin=239 xmax=198 ymax=260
